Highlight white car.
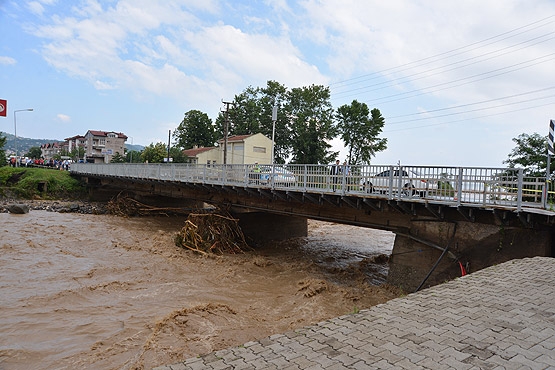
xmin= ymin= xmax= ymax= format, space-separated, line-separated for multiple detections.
xmin=259 ymin=166 xmax=296 ymax=186
xmin=361 ymin=169 xmax=438 ymax=197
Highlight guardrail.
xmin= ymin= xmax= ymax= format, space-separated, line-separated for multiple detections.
xmin=70 ymin=163 xmax=555 ymax=212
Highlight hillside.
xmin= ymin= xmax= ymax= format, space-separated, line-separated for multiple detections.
xmin=0 ymin=132 xmax=144 ymax=155
xmin=1 ymin=132 xmax=59 ymax=154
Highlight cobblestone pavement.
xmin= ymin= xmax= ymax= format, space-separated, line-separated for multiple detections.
xmin=154 ymin=257 xmax=555 ymax=370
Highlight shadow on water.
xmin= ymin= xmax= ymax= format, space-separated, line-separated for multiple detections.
xmin=258 ymin=220 xmax=395 ymax=286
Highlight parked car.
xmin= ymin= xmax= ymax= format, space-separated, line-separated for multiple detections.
xmin=259 ymin=166 xmax=296 ymax=186
xmin=361 ymin=169 xmax=438 ymax=197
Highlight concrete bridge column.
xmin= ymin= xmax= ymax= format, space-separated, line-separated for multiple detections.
xmin=234 ymin=212 xmax=308 ymax=245
xmin=387 ymin=219 xmax=553 ymax=292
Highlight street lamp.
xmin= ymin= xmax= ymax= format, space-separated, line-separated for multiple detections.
xmin=14 ymin=108 xmax=33 ymax=166
xmin=128 ymin=136 xmax=133 ymax=163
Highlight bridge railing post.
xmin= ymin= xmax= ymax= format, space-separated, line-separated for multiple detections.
xmin=456 ymin=168 xmax=463 ymax=206
xmin=389 ymin=165 xmax=395 ymax=200
xmin=517 ymin=168 xmax=523 ymax=212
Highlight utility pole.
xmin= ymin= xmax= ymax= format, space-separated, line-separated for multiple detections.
xmin=167 ymin=129 xmax=171 ymax=163
xmin=221 ymin=100 xmax=234 ymax=165
xmin=271 ymin=105 xmax=277 ymax=165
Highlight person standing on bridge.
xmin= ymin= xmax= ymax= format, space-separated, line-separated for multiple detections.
xmin=330 ymin=159 xmax=341 ymax=191
xmin=253 ymin=162 xmax=261 ymax=185
xmin=343 ymin=160 xmax=351 ymax=190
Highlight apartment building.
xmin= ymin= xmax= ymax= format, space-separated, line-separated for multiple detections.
xmin=83 ymin=130 xmax=127 ymax=163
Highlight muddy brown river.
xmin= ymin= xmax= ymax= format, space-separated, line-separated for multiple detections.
xmin=0 ymin=210 xmax=398 ymax=369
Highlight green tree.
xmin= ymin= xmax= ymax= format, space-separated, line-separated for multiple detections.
xmin=126 ymin=150 xmax=142 ymax=163
xmin=0 ymin=133 xmax=6 ymax=166
xmin=336 ymin=101 xmax=387 ymax=165
xmin=110 ymin=152 xmax=126 ymax=163
xmin=26 ymin=146 xmax=43 ymax=159
xmin=169 ymin=146 xmax=188 ymax=163
xmin=141 ymin=142 xmax=169 ymax=163
xmin=503 ymin=132 xmax=551 ymax=177
xmin=173 ymin=110 xmax=216 ymax=150
xmin=284 ymin=84 xmax=337 ymax=164
xmin=219 ymin=81 xmax=289 ymax=163
xmin=229 ymin=85 xmax=263 ymax=135
xmin=70 ymin=147 xmax=85 ymax=162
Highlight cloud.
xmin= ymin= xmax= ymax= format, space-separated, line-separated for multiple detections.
xmin=18 ymin=0 xmax=555 ymax=166
xmin=56 ymin=113 xmax=71 ymax=122
xmin=27 ymin=1 xmax=45 ymax=16
xmin=0 ymin=56 xmax=16 ymax=65
xmin=30 ymin=0 xmax=326 ymax=108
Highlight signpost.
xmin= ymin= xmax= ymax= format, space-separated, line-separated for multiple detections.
xmin=0 ymin=99 xmax=7 ymax=117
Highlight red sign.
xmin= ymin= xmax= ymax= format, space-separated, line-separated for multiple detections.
xmin=0 ymin=99 xmax=6 ymax=117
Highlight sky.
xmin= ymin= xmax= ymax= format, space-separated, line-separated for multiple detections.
xmin=1 ymin=0 xmax=554 ymax=167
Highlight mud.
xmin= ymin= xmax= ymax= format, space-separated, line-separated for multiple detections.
xmin=0 ymin=210 xmax=399 ymax=369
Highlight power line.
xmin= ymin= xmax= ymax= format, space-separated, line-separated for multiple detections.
xmin=387 ymin=93 xmax=555 ymax=125
xmin=383 ymin=100 xmax=555 ymax=133
xmin=386 ymin=87 xmax=555 ymax=119
xmin=330 ymin=15 xmax=555 ymax=89
xmin=365 ymin=53 xmax=555 ymax=105
xmin=332 ymin=32 xmax=555 ymax=99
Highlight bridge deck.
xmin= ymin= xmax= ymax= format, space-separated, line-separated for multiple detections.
xmin=70 ymin=163 xmax=555 ymax=215
xmin=153 ymin=257 xmax=555 ymax=370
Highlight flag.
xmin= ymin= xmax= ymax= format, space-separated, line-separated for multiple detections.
xmin=549 ymin=119 xmax=555 ymax=154
xmin=0 ymin=99 xmax=6 ymax=117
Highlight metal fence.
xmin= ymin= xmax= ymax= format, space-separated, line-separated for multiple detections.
xmin=70 ymin=163 xmax=555 ymax=212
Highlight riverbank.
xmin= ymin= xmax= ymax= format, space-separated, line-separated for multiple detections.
xmin=0 ymin=199 xmax=108 ymax=214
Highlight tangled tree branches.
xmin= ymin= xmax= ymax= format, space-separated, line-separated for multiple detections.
xmin=174 ymin=211 xmax=251 ymax=255
xmin=107 ymin=193 xmax=190 ymax=216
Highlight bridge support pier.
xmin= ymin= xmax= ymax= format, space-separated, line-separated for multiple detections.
xmin=387 ymin=219 xmax=553 ymax=292
xmin=234 ymin=212 xmax=308 ymax=245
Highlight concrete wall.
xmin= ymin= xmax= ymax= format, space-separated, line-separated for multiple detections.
xmin=387 ymin=219 xmax=553 ymax=292
xmin=235 ymin=211 xmax=308 ymax=245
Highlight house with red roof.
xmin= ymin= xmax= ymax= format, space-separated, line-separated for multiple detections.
xmin=183 ymin=133 xmax=272 ymax=165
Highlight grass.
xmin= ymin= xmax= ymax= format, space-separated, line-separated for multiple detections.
xmin=0 ymin=166 xmax=86 ymax=199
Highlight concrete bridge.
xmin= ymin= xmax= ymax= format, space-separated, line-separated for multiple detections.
xmin=70 ymin=163 xmax=555 ymax=292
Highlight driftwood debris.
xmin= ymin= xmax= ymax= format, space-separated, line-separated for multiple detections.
xmin=174 ymin=212 xmax=251 ymax=255
xmin=107 ymin=193 xmax=189 ymax=216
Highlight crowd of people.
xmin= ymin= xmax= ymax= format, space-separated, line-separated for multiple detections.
xmin=329 ymin=159 xmax=352 ymax=191
xmin=8 ymin=156 xmax=71 ymax=170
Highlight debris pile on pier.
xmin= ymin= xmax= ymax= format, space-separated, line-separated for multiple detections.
xmin=174 ymin=211 xmax=251 ymax=255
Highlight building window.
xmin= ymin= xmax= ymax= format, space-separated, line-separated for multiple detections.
xmin=234 ymin=144 xmax=244 ymax=152
xmin=253 ymin=146 xmax=266 ymax=153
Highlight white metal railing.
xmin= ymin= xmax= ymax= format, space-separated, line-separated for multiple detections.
xmin=70 ymin=163 xmax=555 ymax=212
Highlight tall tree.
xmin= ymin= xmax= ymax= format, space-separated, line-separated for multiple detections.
xmin=504 ymin=132 xmax=551 ymax=177
xmin=26 ymin=146 xmax=43 ymax=159
xmin=336 ymin=101 xmax=387 ymax=165
xmin=169 ymin=146 xmax=188 ymax=163
xmin=173 ymin=110 xmax=216 ymax=150
xmin=285 ymin=84 xmax=337 ymax=164
xmin=126 ymin=150 xmax=141 ymax=163
xmin=110 ymin=152 xmax=126 ymax=163
xmin=258 ymin=81 xmax=289 ymax=163
xmin=141 ymin=142 xmax=169 ymax=163
xmin=229 ymin=85 xmax=263 ymax=135
xmin=225 ymin=81 xmax=289 ymax=163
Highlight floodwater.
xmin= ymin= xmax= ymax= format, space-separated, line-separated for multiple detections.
xmin=0 ymin=210 xmax=397 ymax=370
